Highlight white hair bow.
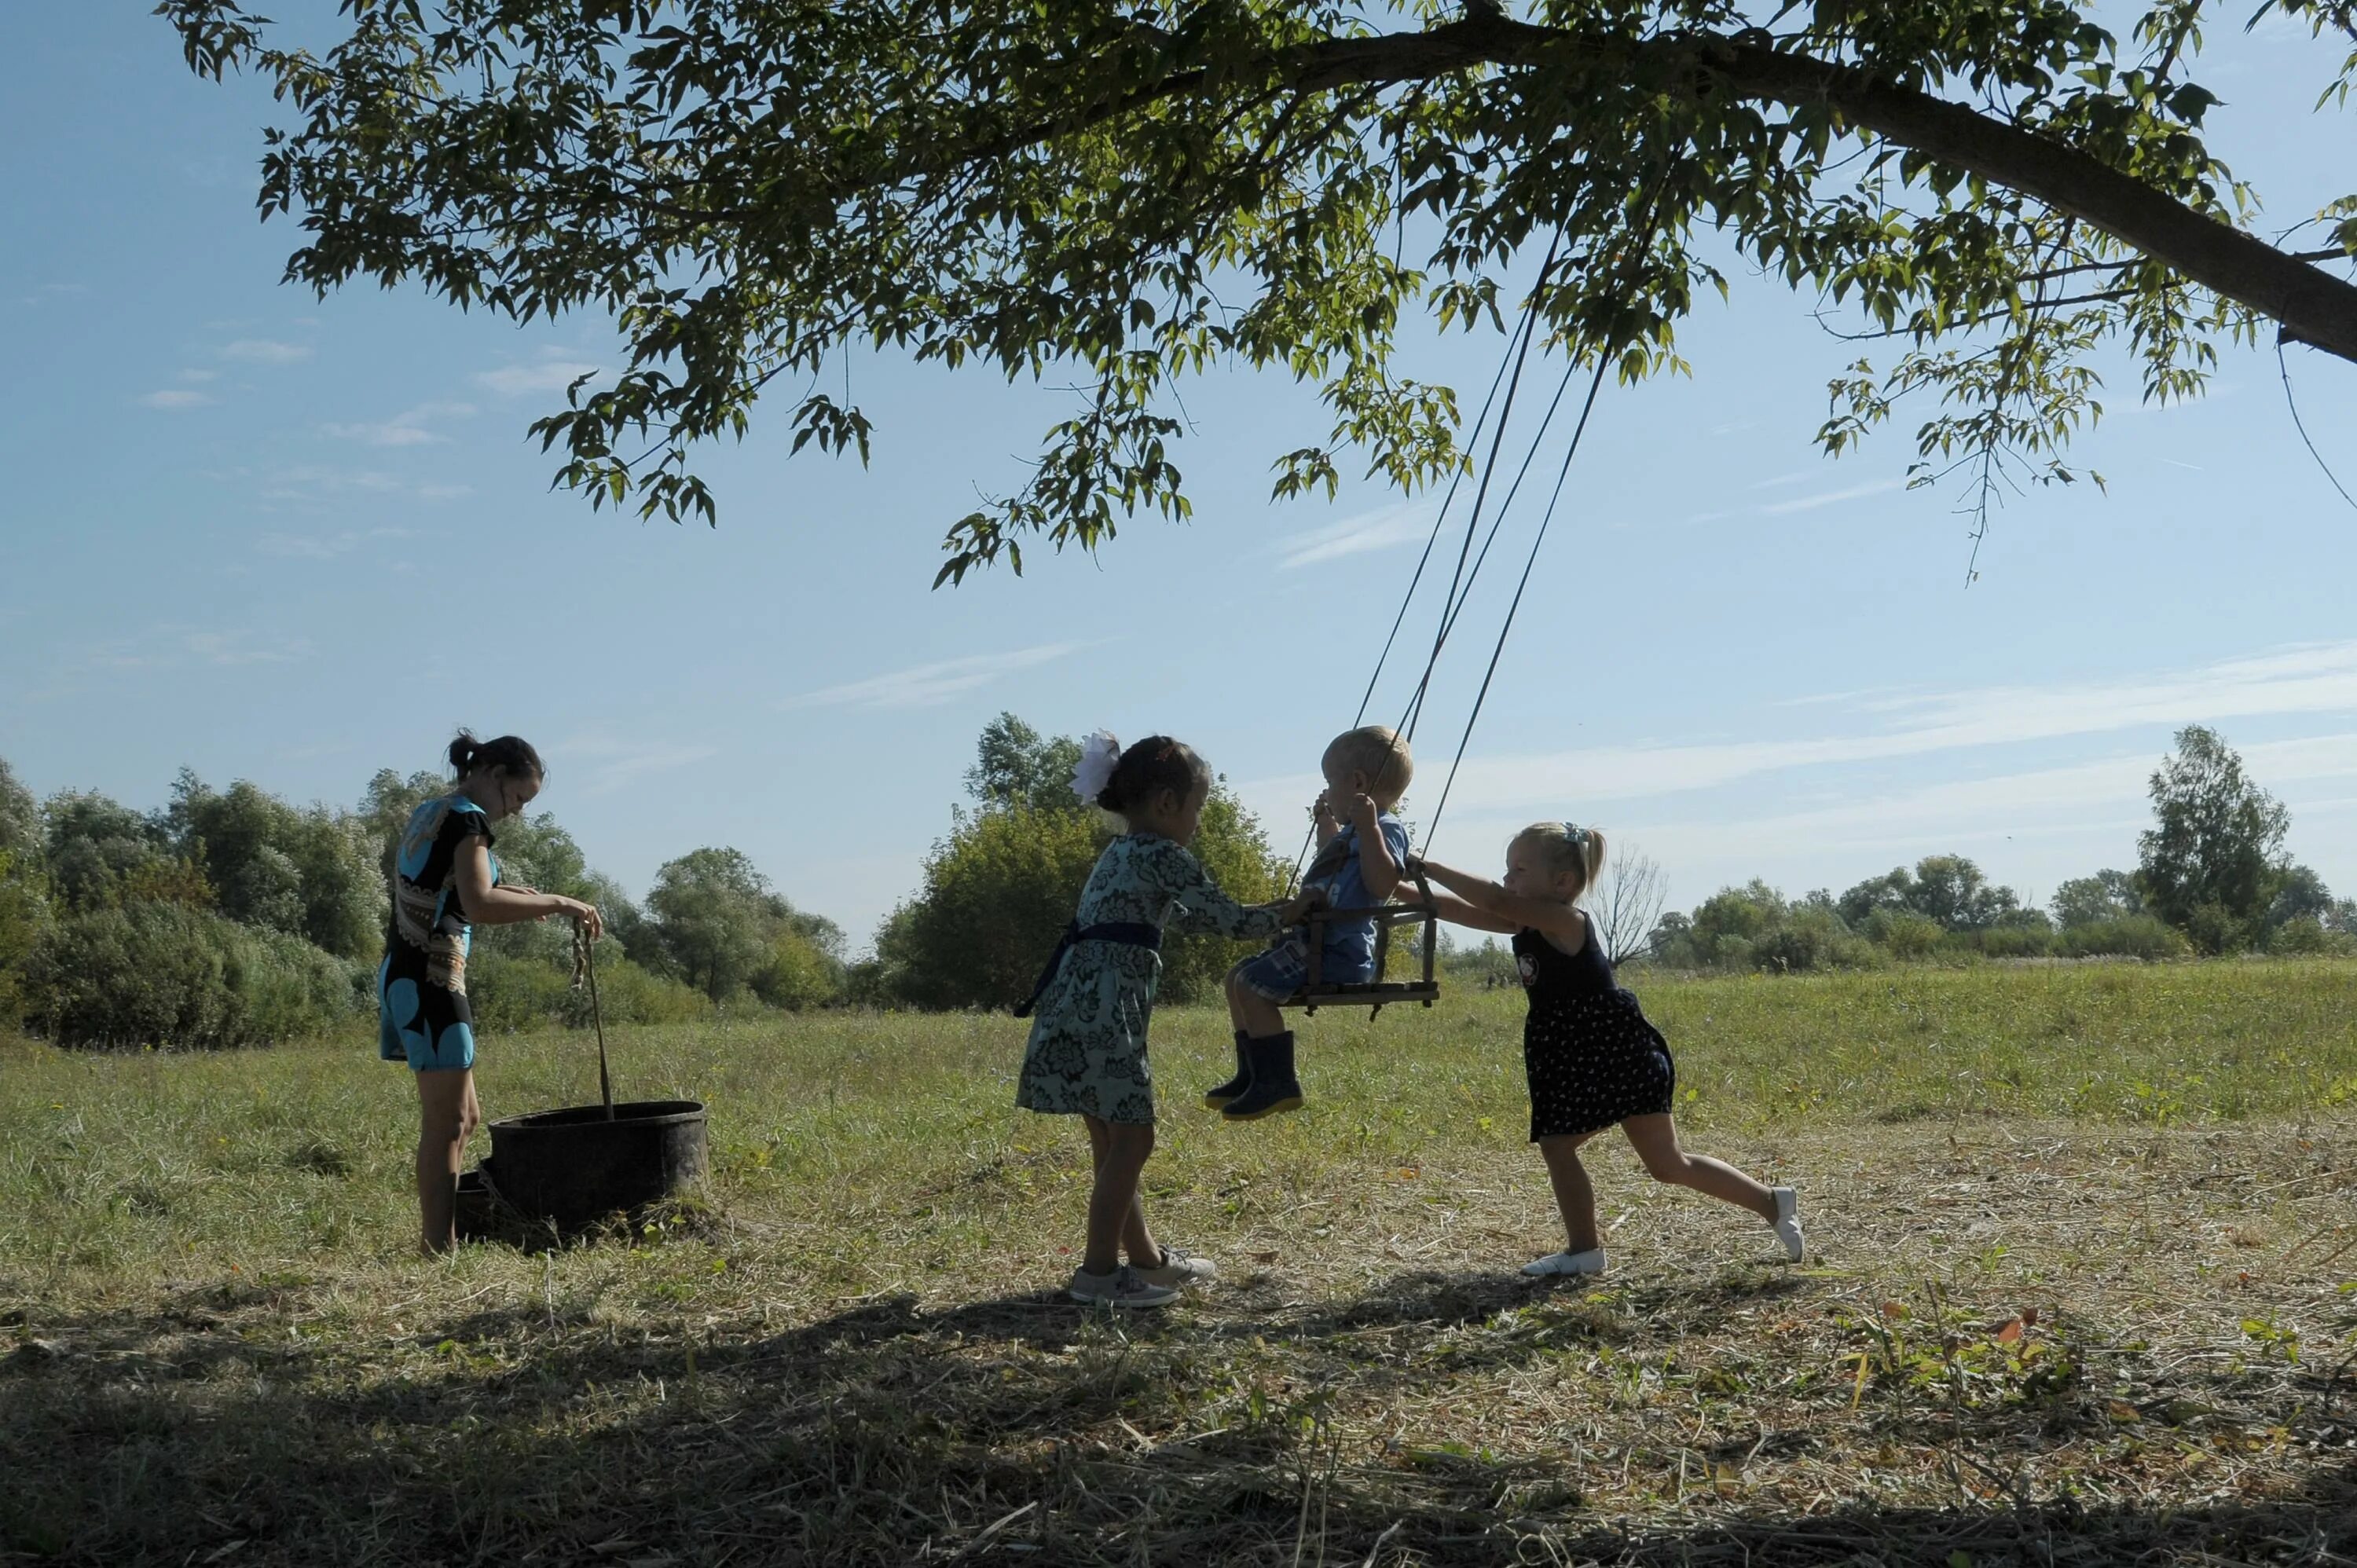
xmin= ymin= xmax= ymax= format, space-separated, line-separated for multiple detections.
xmin=1071 ymin=730 xmax=1122 ymax=804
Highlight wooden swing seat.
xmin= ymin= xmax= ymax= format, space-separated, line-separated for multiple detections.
xmin=1279 ymin=870 xmax=1441 ymax=1016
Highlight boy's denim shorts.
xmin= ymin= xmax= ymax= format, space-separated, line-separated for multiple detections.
xmin=1232 ymin=931 xmax=1374 ymax=1002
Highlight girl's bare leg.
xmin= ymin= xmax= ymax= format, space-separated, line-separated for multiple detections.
xmin=1535 ymin=1133 xmax=1604 ymax=1253
xmin=1620 ymin=1114 xmax=1777 ymax=1222
xmin=1080 ymin=1114 xmax=1158 ymax=1275
xmin=415 ymin=1068 xmax=480 ymax=1255
xmin=1225 ymin=967 xmax=1285 ymax=1038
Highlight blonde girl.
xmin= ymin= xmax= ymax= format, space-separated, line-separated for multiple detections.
xmin=1413 ymin=823 xmax=1804 ymax=1277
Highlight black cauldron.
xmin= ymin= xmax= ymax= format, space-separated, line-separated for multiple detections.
xmin=484 ymin=1100 xmax=708 ymax=1233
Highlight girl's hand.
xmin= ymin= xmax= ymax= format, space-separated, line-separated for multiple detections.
xmin=552 ymin=896 xmax=603 ymax=943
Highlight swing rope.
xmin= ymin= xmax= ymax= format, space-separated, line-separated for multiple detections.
xmin=1287 ymin=232 xmax=1565 ymax=888
xmin=1419 ymin=348 xmax=1615 ymax=848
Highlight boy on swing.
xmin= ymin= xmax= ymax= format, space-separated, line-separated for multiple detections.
xmin=1208 ymin=726 xmax=1413 ymax=1120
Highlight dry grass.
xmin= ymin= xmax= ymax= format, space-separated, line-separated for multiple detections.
xmin=5 ymin=964 xmax=2357 ymax=1565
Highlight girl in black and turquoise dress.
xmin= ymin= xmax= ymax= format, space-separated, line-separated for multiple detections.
xmin=1414 ymin=823 xmax=1805 ymax=1278
xmin=379 ymin=732 xmax=601 ymax=1254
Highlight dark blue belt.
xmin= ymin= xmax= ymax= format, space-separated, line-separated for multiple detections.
xmin=1013 ymin=921 xmax=1162 ymax=1018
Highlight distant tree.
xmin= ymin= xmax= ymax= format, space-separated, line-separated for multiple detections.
xmin=42 ymin=791 xmax=174 ymax=912
xmin=166 ymin=772 xmax=383 ymax=960
xmin=0 ymin=760 xmax=38 ymax=865
xmin=1835 ymin=869 xmax=1914 ymax=930
xmin=1590 ymin=846 xmax=1666 ymax=965
xmin=2136 ymin=725 xmax=2288 ymax=951
xmin=2051 ymin=869 xmax=2143 ymax=929
xmin=643 ymin=846 xmax=839 ymax=1006
xmin=878 ymin=716 xmax=1287 ymax=1008
xmin=1840 ymin=855 xmax=2018 ymax=932
xmin=2262 ymin=863 xmax=2337 ymax=935
xmin=966 ymin=713 xmax=1087 ymax=815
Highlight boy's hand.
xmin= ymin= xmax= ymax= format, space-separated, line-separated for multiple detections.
xmin=1311 ymin=792 xmax=1337 ymax=830
xmin=1347 ymin=793 xmax=1380 ymax=828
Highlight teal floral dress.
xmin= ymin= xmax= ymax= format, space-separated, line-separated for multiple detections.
xmin=1017 ymin=833 xmax=1285 ymax=1125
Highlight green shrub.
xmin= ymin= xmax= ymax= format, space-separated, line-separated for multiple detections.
xmin=1976 ymin=922 xmax=2055 ymax=959
xmin=24 ymin=902 xmax=361 ymax=1049
xmin=2056 ymin=914 xmax=2192 ymax=961
xmin=467 ymin=944 xmax=713 ymax=1032
xmin=1866 ymin=909 xmax=1945 ymax=960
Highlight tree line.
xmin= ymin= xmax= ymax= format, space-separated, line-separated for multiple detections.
xmin=1613 ymin=726 xmax=2354 ymax=976
xmin=1 ymin=721 xmax=2344 ymax=1050
xmin=0 ymin=763 xmax=845 ymax=1049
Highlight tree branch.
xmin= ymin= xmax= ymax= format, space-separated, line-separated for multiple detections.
xmin=933 ymin=15 xmax=2357 ymax=365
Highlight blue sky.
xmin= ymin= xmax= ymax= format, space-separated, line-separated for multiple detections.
xmin=3 ymin=8 xmax=2353 ymax=951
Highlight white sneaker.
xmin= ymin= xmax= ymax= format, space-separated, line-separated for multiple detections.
xmin=1135 ymin=1245 xmax=1218 ymax=1288
xmin=1769 ymin=1186 xmax=1805 ymax=1262
xmin=1521 ymin=1247 xmax=1607 ymax=1278
xmin=1067 ymin=1264 xmax=1180 ymax=1309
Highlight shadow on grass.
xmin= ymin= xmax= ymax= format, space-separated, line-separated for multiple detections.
xmin=3 ymin=1270 xmax=2352 ymax=1566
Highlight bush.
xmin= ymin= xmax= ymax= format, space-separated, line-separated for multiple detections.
xmin=1866 ymin=909 xmax=1945 ymax=960
xmin=2264 ymin=915 xmax=2352 ymax=957
xmin=1975 ymin=922 xmax=2055 ymax=959
xmin=467 ymin=944 xmax=713 ymax=1031
xmin=24 ymin=901 xmax=361 ymax=1049
xmin=0 ymin=849 xmax=49 ymax=1027
xmin=2055 ymin=914 xmax=2192 ymax=962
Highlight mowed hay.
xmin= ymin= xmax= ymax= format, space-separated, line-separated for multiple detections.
xmin=4 ymin=962 xmax=2357 ymax=1565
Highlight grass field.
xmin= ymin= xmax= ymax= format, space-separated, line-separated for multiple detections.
xmin=5 ymin=961 xmax=2357 ymax=1564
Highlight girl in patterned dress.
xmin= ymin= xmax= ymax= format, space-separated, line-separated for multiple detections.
xmin=1016 ymin=734 xmax=1319 ymax=1308
xmin=1413 ymin=823 xmax=1805 ymax=1278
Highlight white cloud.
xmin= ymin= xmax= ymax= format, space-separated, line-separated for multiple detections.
xmin=780 ymin=643 xmax=1087 ymax=710
xmin=552 ymin=733 xmax=724 ymax=797
xmin=322 ymin=401 xmax=476 ymax=447
xmin=1276 ymin=502 xmax=1435 ymax=570
xmin=137 ymin=389 xmax=214 ymax=411
xmin=1434 ymin=639 xmax=2357 ymax=815
xmin=255 ymin=526 xmax=414 ymax=561
xmin=177 ymin=368 xmax=219 ymax=384
xmin=1758 ymin=478 xmax=1906 ymax=515
xmin=475 ymin=358 xmax=601 ymax=396
xmin=1492 ymin=732 xmax=2357 ymax=875
xmin=86 ymin=627 xmax=310 ymax=671
xmin=416 ymin=483 xmax=475 ymax=502
xmin=219 ymin=338 xmax=312 ymax=365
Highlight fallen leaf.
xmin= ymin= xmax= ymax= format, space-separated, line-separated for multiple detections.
xmin=1994 ymin=1318 xmax=2024 ymax=1343
xmin=1880 ymin=1300 xmax=1909 ymax=1320
xmin=2020 ymin=1306 xmax=2039 ymax=1327
xmin=2106 ymin=1399 xmax=2143 ymax=1423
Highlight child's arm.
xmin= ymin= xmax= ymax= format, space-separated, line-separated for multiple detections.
xmin=1419 ymin=888 xmax=1518 ymax=934
xmin=1312 ymin=791 xmax=1340 ymax=848
xmin=1149 ymin=840 xmax=1307 ymax=940
xmin=1409 ymin=855 xmax=1583 ymax=946
xmin=1347 ymin=794 xmax=1403 ymax=902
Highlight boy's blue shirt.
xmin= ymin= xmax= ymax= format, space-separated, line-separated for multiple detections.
xmin=1307 ymin=811 xmax=1411 ymax=974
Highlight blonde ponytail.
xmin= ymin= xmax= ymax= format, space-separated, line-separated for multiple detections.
xmin=1516 ymin=820 xmax=1605 ymax=899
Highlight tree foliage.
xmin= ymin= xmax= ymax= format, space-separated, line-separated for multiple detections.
xmin=2135 ymin=723 xmax=2289 ymax=948
xmin=877 ymin=714 xmax=1288 ymax=1007
xmin=642 ymin=846 xmax=844 ymax=1005
xmin=163 ymin=0 xmax=2357 ymax=579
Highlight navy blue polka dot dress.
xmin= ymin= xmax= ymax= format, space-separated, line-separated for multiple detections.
xmin=1514 ymin=918 xmax=1675 ymax=1140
